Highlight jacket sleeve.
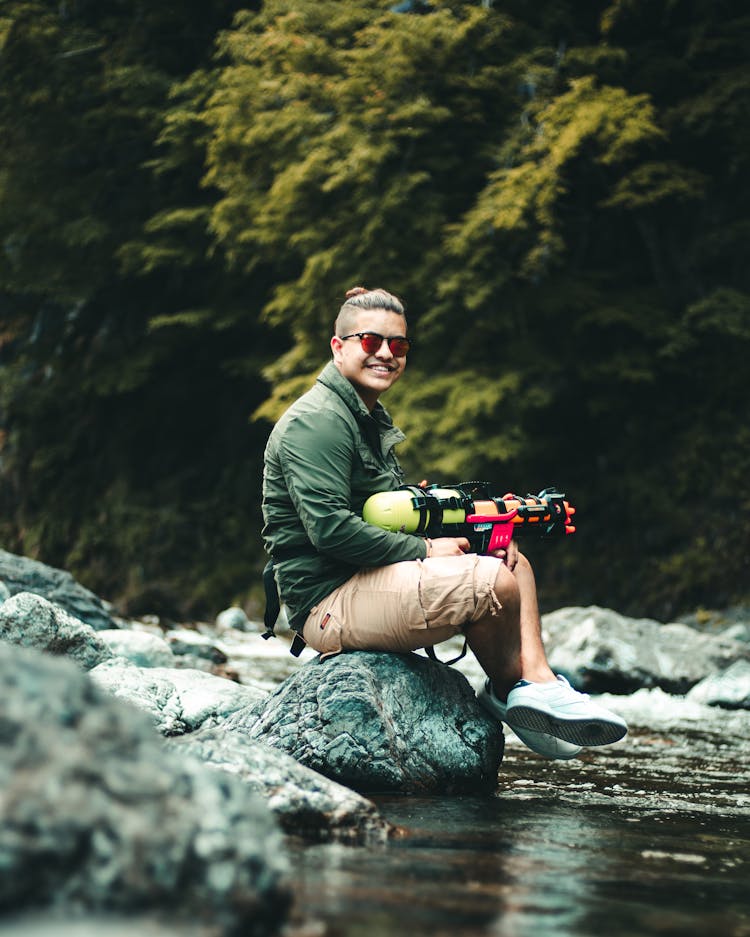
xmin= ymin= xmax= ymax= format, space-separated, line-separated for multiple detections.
xmin=278 ymin=408 xmax=427 ymax=566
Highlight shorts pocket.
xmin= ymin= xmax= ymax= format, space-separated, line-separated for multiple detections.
xmin=417 ymin=555 xmax=480 ymax=629
xmin=398 ymin=582 xmax=429 ymax=632
xmin=302 ymin=606 xmax=344 ymax=659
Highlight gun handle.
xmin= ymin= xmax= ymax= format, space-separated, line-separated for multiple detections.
xmin=465 ymin=511 xmax=518 ymax=552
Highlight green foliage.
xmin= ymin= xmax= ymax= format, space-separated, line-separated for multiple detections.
xmin=385 ymin=370 xmax=547 ymax=480
xmin=0 ymin=0 xmax=269 ymax=617
xmin=202 ymin=0 xmax=518 ymax=365
xmin=1 ymin=0 xmax=748 ymax=619
xmin=444 ymin=75 xmax=664 ymax=292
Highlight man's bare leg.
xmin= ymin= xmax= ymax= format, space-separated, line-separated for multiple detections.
xmin=468 ymin=552 xmax=628 ymax=752
xmin=465 ymin=553 xmax=554 ymax=699
xmin=464 ymin=562 xmax=521 ymax=697
xmin=513 ymin=553 xmax=556 ymax=686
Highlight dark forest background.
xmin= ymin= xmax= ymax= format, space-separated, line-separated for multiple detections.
xmin=1 ymin=0 xmax=748 ymax=621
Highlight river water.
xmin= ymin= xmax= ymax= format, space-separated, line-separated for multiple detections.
xmin=281 ymin=655 xmax=750 ymax=937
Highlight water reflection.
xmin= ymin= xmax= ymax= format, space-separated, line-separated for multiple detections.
xmin=286 ymin=699 xmax=750 ymax=937
xmin=287 ymin=793 xmax=750 ymax=937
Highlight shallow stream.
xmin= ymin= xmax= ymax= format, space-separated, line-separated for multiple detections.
xmin=283 ymin=685 xmax=750 ymax=937
xmin=3 ymin=632 xmax=749 ymax=937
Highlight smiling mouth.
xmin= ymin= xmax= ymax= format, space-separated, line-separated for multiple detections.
xmin=367 ymin=364 xmax=396 ymax=373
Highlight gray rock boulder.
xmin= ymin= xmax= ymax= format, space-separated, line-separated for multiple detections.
xmin=723 ymin=622 xmax=750 ymax=644
xmin=216 ymin=606 xmax=256 ymax=633
xmin=227 ymin=651 xmax=502 ymax=795
xmin=0 ymin=580 xmax=10 ymax=603
xmin=543 ymin=606 xmax=749 ymax=694
xmin=686 ymin=659 xmax=750 ymax=709
xmin=171 ymin=726 xmax=390 ymax=844
xmin=0 ymin=592 xmax=113 ymax=670
xmin=0 ymin=641 xmax=290 ymax=934
xmin=0 ymin=548 xmax=116 ymax=630
xmin=98 ymin=628 xmax=175 ymax=667
xmin=167 ymin=626 xmax=229 ymax=664
xmin=90 ymin=658 xmax=267 ymax=736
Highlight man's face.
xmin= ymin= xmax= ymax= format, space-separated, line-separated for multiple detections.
xmin=331 ymin=308 xmax=407 ymax=410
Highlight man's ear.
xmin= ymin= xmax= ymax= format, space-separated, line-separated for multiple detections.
xmin=330 ymin=335 xmax=344 ymax=363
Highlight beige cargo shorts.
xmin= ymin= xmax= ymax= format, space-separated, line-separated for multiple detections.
xmin=302 ymin=553 xmax=503 ymax=658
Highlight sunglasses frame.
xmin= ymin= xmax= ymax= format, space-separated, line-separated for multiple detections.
xmin=339 ymin=331 xmax=412 ymax=357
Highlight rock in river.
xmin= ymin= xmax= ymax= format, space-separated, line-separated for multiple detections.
xmin=0 ymin=591 xmax=113 ymax=670
xmin=0 ymin=548 xmax=116 ymax=630
xmin=90 ymin=656 xmax=266 ymax=736
xmin=0 ymin=641 xmax=290 ymax=935
xmin=231 ymin=650 xmax=503 ymax=795
xmin=544 ymin=605 xmax=749 ymax=694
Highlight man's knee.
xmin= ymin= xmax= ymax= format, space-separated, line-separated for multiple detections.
xmin=513 ymin=551 xmax=539 ymax=593
xmin=493 ymin=562 xmax=521 ymax=609
xmin=515 ymin=551 xmax=533 ymax=575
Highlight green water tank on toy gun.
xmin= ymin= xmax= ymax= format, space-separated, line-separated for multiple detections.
xmin=362 ymin=482 xmax=576 ymax=553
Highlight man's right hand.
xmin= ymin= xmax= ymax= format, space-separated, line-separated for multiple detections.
xmin=430 ymin=537 xmax=470 ymax=556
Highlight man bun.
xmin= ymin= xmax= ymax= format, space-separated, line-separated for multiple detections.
xmin=334 ymin=286 xmax=407 ymax=335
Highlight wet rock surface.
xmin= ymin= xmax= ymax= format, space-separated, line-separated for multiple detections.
xmin=0 ymin=642 xmax=290 ymax=935
xmin=0 ymin=592 xmax=113 ymax=670
xmin=240 ymin=650 xmax=503 ymax=794
xmin=0 ymin=549 xmax=116 ymax=630
xmin=542 ymin=605 xmax=749 ymax=694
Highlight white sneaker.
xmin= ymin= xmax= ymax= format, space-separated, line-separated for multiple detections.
xmin=477 ymin=679 xmax=582 ymax=760
xmin=505 ymin=675 xmax=628 ymax=747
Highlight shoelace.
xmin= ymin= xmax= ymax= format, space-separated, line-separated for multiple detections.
xmin=556 ymin=675 xmax=591 ymax=702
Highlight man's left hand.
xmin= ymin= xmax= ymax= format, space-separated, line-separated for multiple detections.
xmin=491 ymin=538 xmax=519 ymax=571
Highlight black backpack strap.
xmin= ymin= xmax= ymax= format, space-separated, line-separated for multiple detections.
xmin=262 ymin=559 xmax=281 ymax=640
xmin=262 ymin=558 xmax=309 ymax=657
xmin=290 ymin=632 xmax=307 ymax=657
xmin=424 ymin=636 xmax=468 ymax=666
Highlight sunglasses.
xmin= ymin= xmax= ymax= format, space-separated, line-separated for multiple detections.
xmin=339 ymin=331 xmax=412 ymax=357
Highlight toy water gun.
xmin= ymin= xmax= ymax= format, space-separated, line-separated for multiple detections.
xmin=362 ymin=482 xmax=576 ymax=554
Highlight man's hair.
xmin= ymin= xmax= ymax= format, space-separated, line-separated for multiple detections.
xmin=334 ymin=287 xmax=407 ymax=336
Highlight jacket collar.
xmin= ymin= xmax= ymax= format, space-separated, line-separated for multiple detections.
xmin=316 ymin=361 xmax=405 ymax=458
xmin=317 ymin=360 xmax=389 ymax=424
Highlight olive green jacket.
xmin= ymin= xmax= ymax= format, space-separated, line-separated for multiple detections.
xmin=262 ymin=361 xmax=426 ymax=632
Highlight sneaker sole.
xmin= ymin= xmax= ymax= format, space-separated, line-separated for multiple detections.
xmin=511 ymin=725 xmax=582 ymax=760
xmin=476 ymin=693 xmax=505 ymax=724
xmin=505 ymin=706 xmax=627 ymax=747
xmin=478 ymin=691 xmax=583 ymax=760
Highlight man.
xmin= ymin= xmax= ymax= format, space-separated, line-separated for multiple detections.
xmin=262 ymin=287 xmax=627 ymax=759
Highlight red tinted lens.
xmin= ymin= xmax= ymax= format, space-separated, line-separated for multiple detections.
xmin=359 ymin=333 xmax=384 ymax=354
xmin=388 ymin=337 xmax=410 ymax=356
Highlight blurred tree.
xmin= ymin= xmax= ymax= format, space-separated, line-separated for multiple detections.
xmin=205 ymin=0 xmax=750 ymax=616
xmin=1 ymin=0 xmax=747 ymax=618
xmin=0 ymin=0 xmax=272 ymax=617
